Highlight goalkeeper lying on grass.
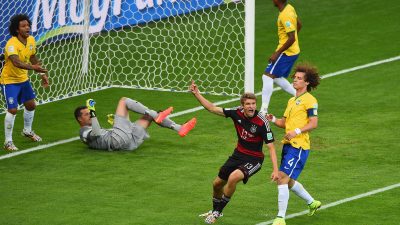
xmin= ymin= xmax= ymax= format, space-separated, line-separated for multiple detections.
xmin=74 ymin=97 xmax=196 ymax=151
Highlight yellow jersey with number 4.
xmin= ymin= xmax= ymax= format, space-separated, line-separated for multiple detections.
xmin=1 ymin=36 xmax=36 ymax=84
xmin=282 ymin=92 xmax=318 ymax=150
xmin=276 ymin=4 xmax=300 ymax=56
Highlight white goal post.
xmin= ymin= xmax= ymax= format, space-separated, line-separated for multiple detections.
xmin=0 ymin=0 xmax=254 ymax=113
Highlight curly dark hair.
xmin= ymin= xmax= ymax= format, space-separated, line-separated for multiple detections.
xmin=293 ymin=63 xmax=321 ymax=92
xmin=9 ymin=14 xmax=31 ymax=37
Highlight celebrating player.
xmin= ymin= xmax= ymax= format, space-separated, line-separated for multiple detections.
xmin=260 ymin=0 xmax=302 ymax=115
xmin=0 ymin=14 xmax=49 ymax=151
xmin=266 ymin=63 xmax=321 ymax=225
xmin=74 ymin=97 xmax=196 ymax=151
xmin=190 ymin=80 xmax=279 ymax=224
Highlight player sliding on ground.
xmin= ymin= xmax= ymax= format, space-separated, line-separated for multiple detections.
xmin=74 ymin=97 xmax=196 ymax=151
xmin=190 ymin=81 xmax=279 ymax=224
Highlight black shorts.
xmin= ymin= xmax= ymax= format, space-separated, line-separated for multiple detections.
xmin=218 ymin=151 xmax=264 ymax=184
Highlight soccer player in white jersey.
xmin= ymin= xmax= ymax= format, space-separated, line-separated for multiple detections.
xmin=74 ymin=97 xmax=196 ymax=151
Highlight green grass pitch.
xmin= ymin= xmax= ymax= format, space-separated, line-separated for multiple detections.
xmin=0 ymin=0 xmax=399 ymax=224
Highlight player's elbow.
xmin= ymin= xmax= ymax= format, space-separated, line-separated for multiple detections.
xmin=311 ymin=121 xmax=318 ymax=129
xmin=11 ymin=59 xmax=20 ymax=68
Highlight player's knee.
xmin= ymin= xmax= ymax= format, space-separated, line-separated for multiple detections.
xmin=25 ymin=105 xmax=36 ymax=111
xmin=212 ymin=178 xmax=225 ymax=189
xmin=24 ymin=100 xmax=36 ymax=111
xmin=228 ymin=170 xmax=244 ymax=184
xmin=277 ymin=171 xmax=290 ymax=185
xmin=120 ymin=97 xmax=127 ymax=103
xmin=7 ymin=108 xmax=18 ymax=115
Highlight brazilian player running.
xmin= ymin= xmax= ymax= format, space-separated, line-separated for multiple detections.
xmin=266 ymin=63 xmax=321 ymax=225
xmin=190 ymin=81 xmax=279 ymax=224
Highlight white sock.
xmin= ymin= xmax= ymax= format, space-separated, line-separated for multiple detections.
xmin=4 ymin=112 xmax=16 ymax=142
xmin=277 ymin=184 xmax=289 ymax=218
xmin=23 ymin=108 xmax=35 ymax=132
xmin=274 ymin=77 xmax=296 ymax=96
xmin=261 ymin=75 xmax=274 ymax=110
xmin=290 ymin=181 xmax=314 ymax=205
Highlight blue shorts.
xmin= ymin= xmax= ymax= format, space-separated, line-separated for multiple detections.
xmin=0 ymin=80 xmax=36 ymax=109
xmin=279 ymin=144 xmax=309 ymax=180
xmin=265 ymin=53 xmax=299 ymax=78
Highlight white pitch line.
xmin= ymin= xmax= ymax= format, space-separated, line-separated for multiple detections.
xmin=1 ymin=55 xmax=399 ymax=160
xmin=0 ymin=137 xmax=79 ymax=160
xmin=255 ymin=182 xmax=400 ymax=225
xmin=174 ymin=55 xmax=400 ymax=116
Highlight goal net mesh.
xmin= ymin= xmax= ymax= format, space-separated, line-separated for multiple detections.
xmin=0 ymin=0 xmax=246 ymax=113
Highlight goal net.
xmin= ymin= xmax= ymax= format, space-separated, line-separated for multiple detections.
xmin=0 ymin=0 xmax=251 ymax=114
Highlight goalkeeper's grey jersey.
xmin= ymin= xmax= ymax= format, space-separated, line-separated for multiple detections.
xmin=79 ymin=115 xmax=149 ymax=151
xmin=80 ymin=126 xmax=112 ymax=150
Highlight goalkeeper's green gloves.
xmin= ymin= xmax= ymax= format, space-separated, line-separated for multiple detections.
xmin=107 ymin=114 xmax=114 ymax=126
xmin=86 ymin=99 xmax=96 ymax=118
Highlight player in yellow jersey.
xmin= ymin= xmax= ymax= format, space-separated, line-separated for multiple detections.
xmin=0 ymin=14 xmax=49 ymax=151
xmin=260 ymin=0 xmax=302 ymax=115
xmin=266 ymin=63 xmax=321 ymax=225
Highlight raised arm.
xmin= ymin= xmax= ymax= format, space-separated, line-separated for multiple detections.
xmin=189 ymin=80 xmax=225 ymax=116
xmin=86 ymin=99 xmax=102 ymax=136
xmin=90 ymin=117 xmax=102 ymax=136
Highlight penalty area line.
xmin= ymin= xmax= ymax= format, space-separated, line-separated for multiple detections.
xmin=1 ymin=55 xmax=399 ymax=160
xmin=255 ymin=182 xmax=400 ymax=225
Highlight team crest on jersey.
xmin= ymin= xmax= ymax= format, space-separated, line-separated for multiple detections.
xmin=296 ymin=99 xmax=301 ymax=105
xmin=8 ymin=46 xmax=15 ymax=53
xmin=250 ymin=125 xmax=257 ymax=133
xmin=285 ymin=21 xmax=292 ymax=28
xmin=8 ymin=97 xmax=14 ymax=104
xmin=30 ymin=44 xmax=33 ymax=51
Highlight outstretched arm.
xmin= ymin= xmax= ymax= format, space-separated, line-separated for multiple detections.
xmin=189 ymin=80 xmax=224 ymax=116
